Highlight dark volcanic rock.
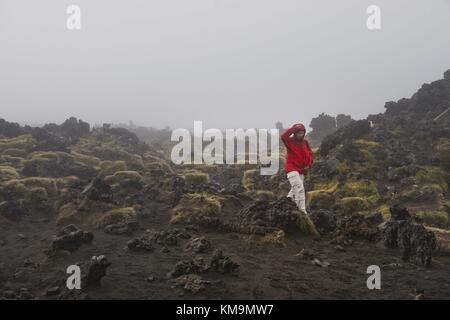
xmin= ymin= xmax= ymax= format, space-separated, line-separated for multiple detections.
xmin=81 ymin=177 xmax=113 ymax=202
xmin=310 ymin=210 xmax=337 ymax=234
xmin=236 ymin=197 xmax=301 ymax=235
xmin=171 ymin=176 xmax=185 ymax=207
xmin=59 ymin=117 xmax=90 ymax=141
xmin=336 ymin=213 xmax=382 ymax=241
xmin=83 ymin=255 xmax=111 ymax=287
xmin=3 ymin=290 xmax=18 ymax=300
xmin=29 ymin=127 xmax=70 ymax=152
xmin=320 ymin=120 xmax=371 ymax=157
xmin=149 ymin=229 xmax=191 ymax=246
xmin=174 ymin=274 xmax=211 ymax=294
xmin=36 ymin=117 xmax=89 ymax=149
xmin=185 ymin=237 xmax=212 ymax=254
xmin=342 ymin=120 xmax=371 ymax=140
xmin=22 ymin=154 xmax=97 ymax=179
xmin=127 ymin=237 xmax=154 ymax=252
xmin=311 ymin=158 xmax=340 ymax=179
xmin=389 ymin=204 xmax=411 ymax=221
xmin=0 ymin=119 xmax=25 ymax=138
xmin=150 ymin=230 xmax=179 ymax=246
xmin=337 ymin=141 xmax=365 ymax=162
xmin=169 ymin=250 xmax=239 ymax=278
xmin=18 ymin=288 xmax=34 ymax=300
xmin=52 ymin=224 xmax=94 ymax=252
xmin=45 ymin=286 xmax=61 ymax=297
xmin=382 ymin=206 xmax=437 ymax=267
xmin=104 ymin=220 xmax=139 ymax=235
xmin=0 ymin=199 xmax=28 ymax=222
xmin=210 ymin=249 xmax=240 ymax=274
xmin=105 ymin=126 xmax=150 ymax=155
xmin=169 ymin=257 xmax=210 ymax=278
xmin=444 ymin=69 xmax=450 ymax=80
xmin=187 ymin=215 xmax=223 ymax=229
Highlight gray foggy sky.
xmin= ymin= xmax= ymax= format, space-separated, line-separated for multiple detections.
xmin=1 ymin=0 xmax=450 ymax=130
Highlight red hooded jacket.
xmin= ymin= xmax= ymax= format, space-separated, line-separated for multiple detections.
xmin=281 ymin=125 xmax=314 ymax=175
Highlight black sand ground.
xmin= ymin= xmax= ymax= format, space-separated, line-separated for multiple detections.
xmin=1 ymin=200 xmax=450 ymax=300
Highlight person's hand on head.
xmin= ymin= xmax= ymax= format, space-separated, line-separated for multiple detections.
xmin=292 ymin=124 xmax=306 ymax=135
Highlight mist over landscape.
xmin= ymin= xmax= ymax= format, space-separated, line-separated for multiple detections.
xmin=1 ymin=0 xmax=450 ymax=129
xmin=1 ymin=0 xmax=450 ymax=302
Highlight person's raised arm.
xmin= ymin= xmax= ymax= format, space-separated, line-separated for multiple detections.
xmin=281 ymin=126 xmax=299 ymax=149
xmin=281 ymin=127 xmax=297 ymax=148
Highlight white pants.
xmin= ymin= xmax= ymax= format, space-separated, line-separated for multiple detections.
xmin=287 ymin=171 xmax=307 ymax=213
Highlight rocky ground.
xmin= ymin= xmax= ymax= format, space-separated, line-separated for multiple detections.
xmin=0 ymin=70 xmax=449 ymax=300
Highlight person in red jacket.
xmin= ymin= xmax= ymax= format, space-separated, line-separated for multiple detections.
xmin=281 ymin=123 xmax=314 ymax=214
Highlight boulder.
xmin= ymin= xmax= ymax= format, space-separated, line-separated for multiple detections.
xmin=52 ymin=224 xmax=94 ymax=252
xmin=382 ymin=206 xmax=437 ymax=267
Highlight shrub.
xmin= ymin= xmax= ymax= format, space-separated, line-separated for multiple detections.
xmin=307 ymin=191 xmax=334 ymax=210
xmin=260 ymin=230 xmax=286 ymax=247
xmin=338 ymin=197 xmax=371 ymax=214
xmin=417 ymin=211 xmax=449 ymax=227
xmin=93 ymin=207 xmax=137 ymax=227
xmin=170 ymin=193 xmax=221 ymax=224
xmin=99 ymin=160 xmax=127 ymax=176
xmin=183 ymin=171 xmax=210 ymax=186
xmin=0 ymin=166 xmax=20 ymax=182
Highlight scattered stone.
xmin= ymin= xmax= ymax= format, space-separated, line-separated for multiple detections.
xmin=81 ymin=176 xmax=113 ymax=202
xmin=294 ymin=249 xmax=315 ymax=260
xmin=310 ymin=209 xmax=337 ymax=234
xmin=389 ymin=205 xmax=411 ymax=221
xmin=382 ymin=206 xmax=437 ymax=267
xmin=236 ymin=197 xmax=307 ymax=235
xmin=104 ymin=220 xmax=139 ymax=235
xmin=185 ymin=225 xmax=199 ymax=232
xmin=14 ymin=270 xmax=25 ymax=280
xmin=414 ymin=288 xmax=426 ymax=300
xmin=335 ymin=213 xmax=382 ymax=241
xmin=3 ymin=290 xmax=17 ymax=299
xmin=46 ymin=286 xmax=61 ymax=296
xmin=17 ymin=234 xmax=27 ymax=240
xmin=334 ymin=245 xmax=346 ymax=252
xmin=185 ymin=237 xmax=212 ymax=254
xmin=127 ymin=237 xmax=154 ymax=252
xmin=161 ymin=246 xmax=170 ymax=253
xmin=18 ymin=288 xmax=34 ymax=300
xmin=169 ymin=257 xmax=209 ymax=278
xmin=312 ymin=258 xmax=330 ymax=268
xmin=177 ymin=231 xmax=192 ymax=240
xmin=174 ymin=274 xmax=211 ymax=294
xmin=149 ymin=230 xmax=179 ymax=246
xmin=210 ymin=250 xmax=240 ymax=274
xmin=383 ymin=262 xmax=402 ymax=269
xmin=83 ymin=255 xmax=111 ymax=287
xmin=23 ymin=259 xmax=34 ymax=267
xmin=52 ymin=224 xmax=94 ymax=252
